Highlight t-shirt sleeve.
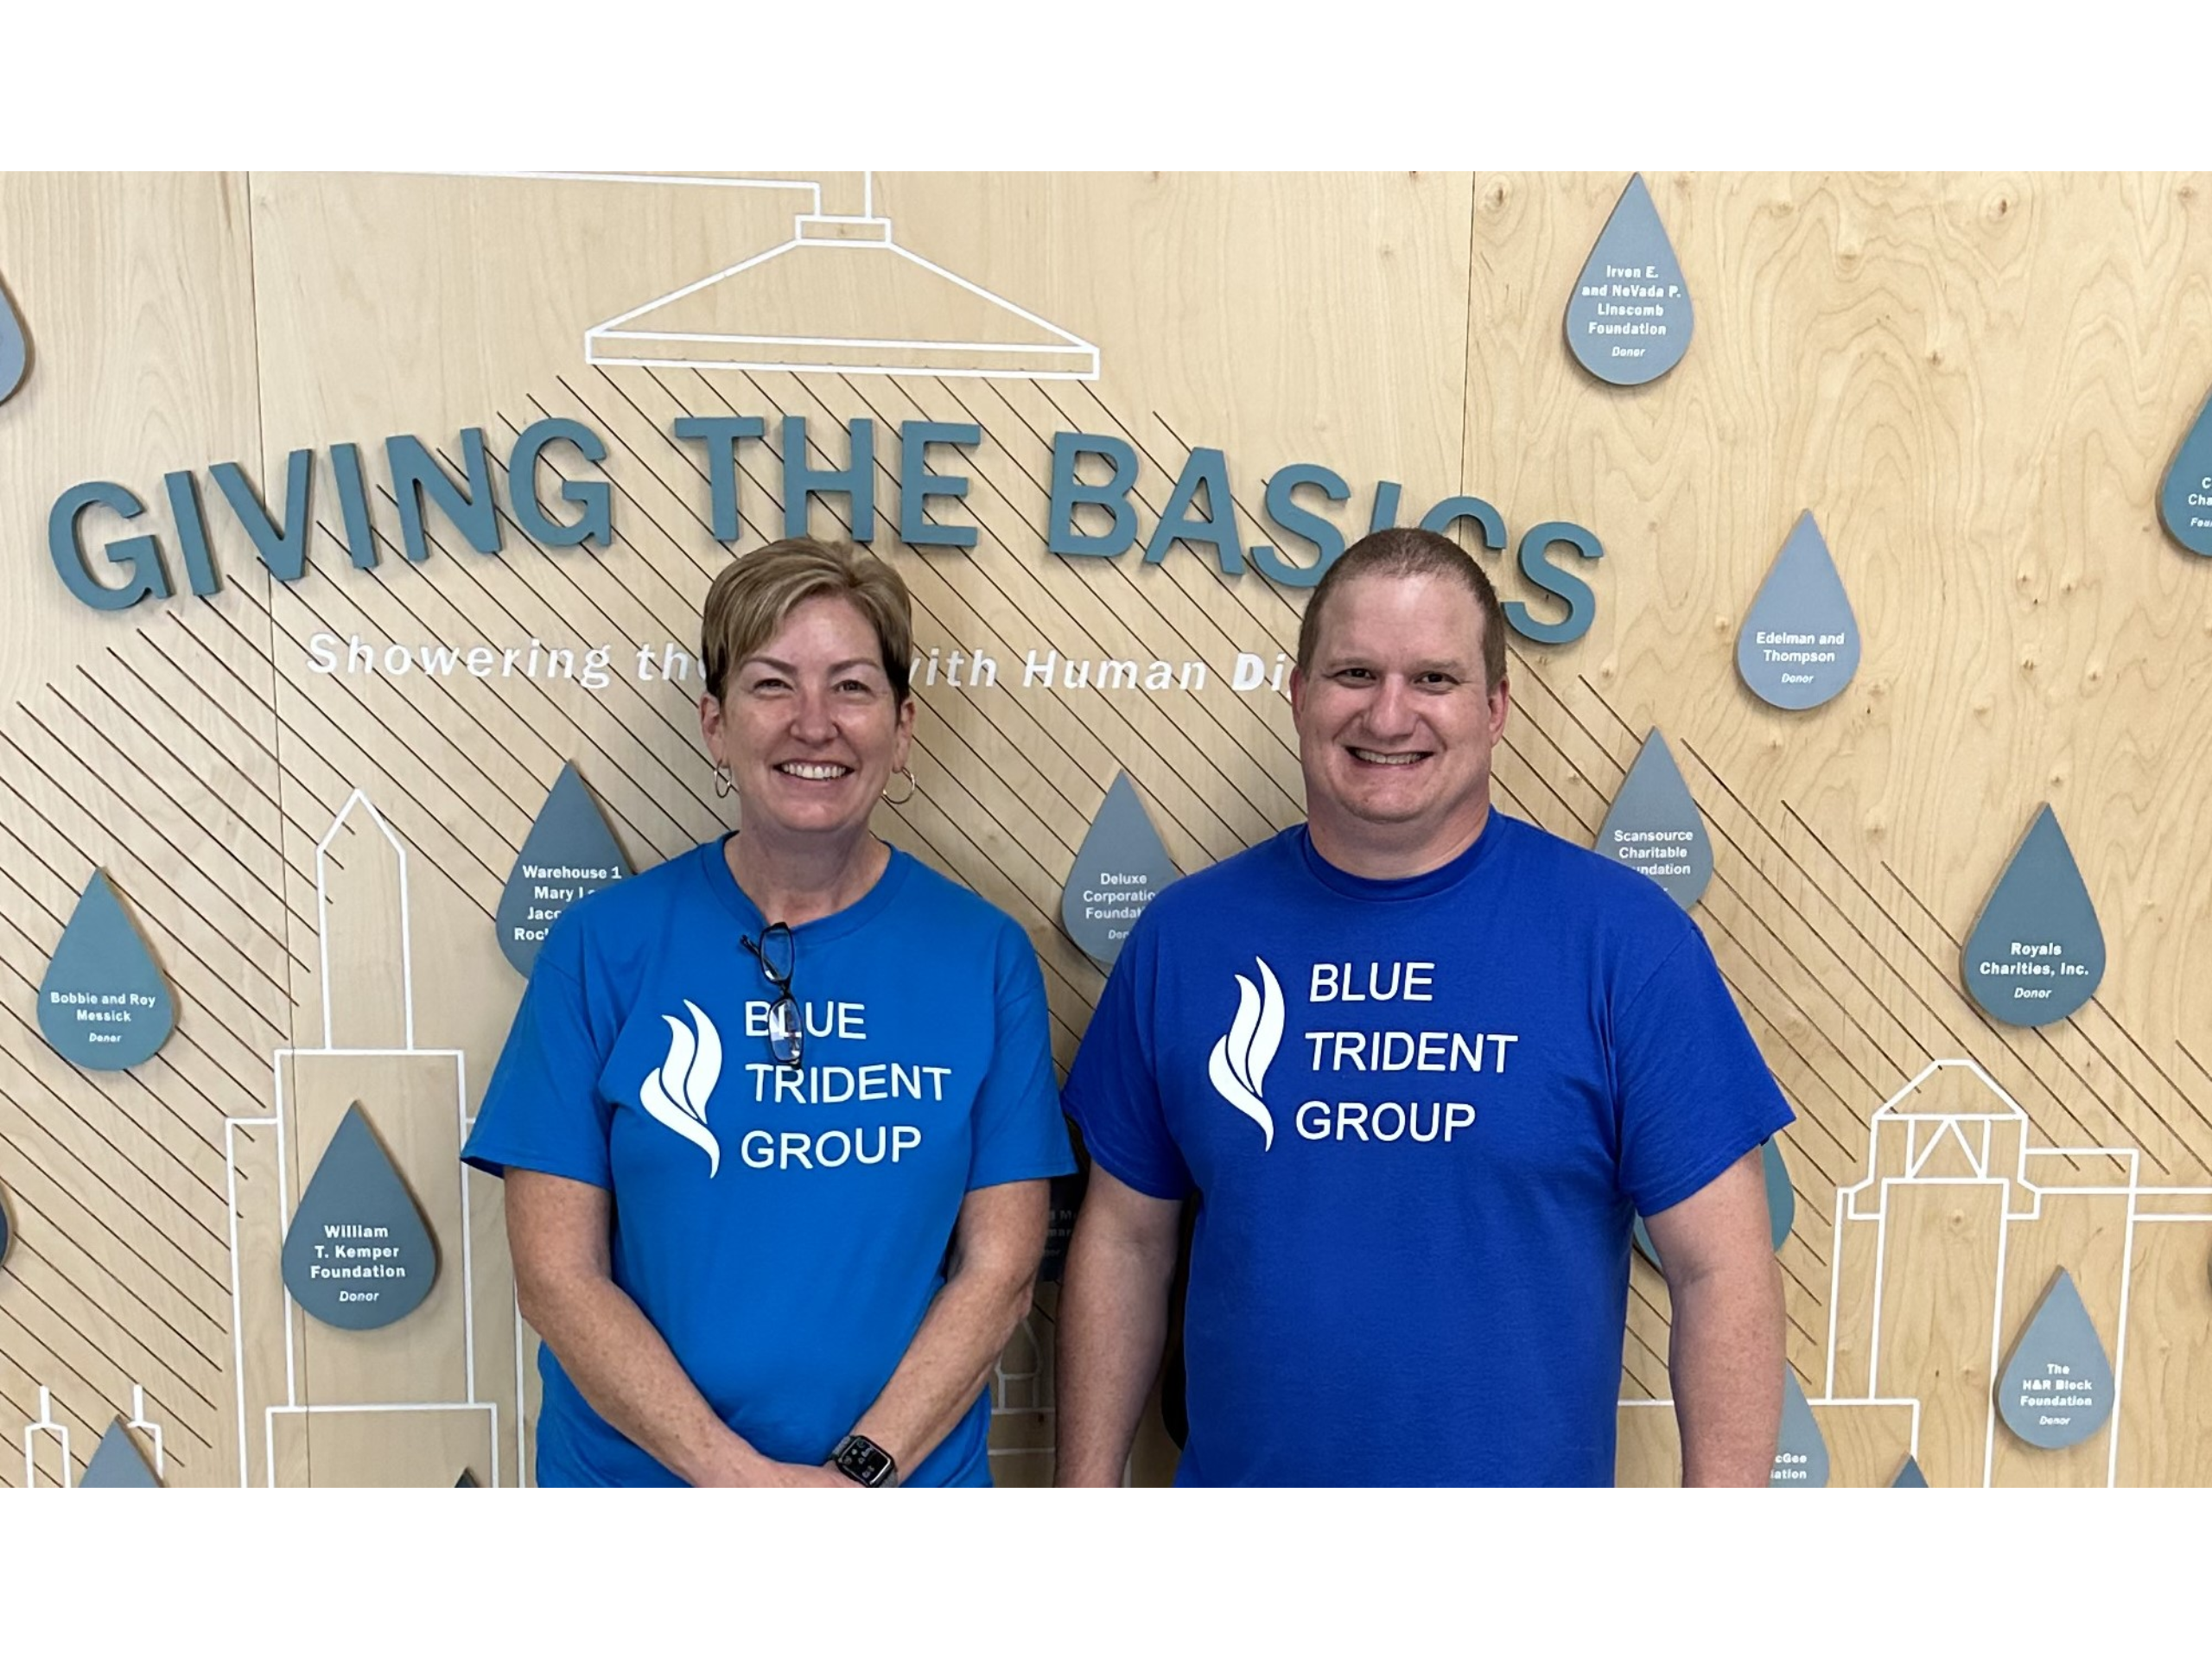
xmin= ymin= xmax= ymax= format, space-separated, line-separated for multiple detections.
xmin=461 ymin=918 xmax=617 ymax=1188
xmin=1613 ymin=924 xmax=1796 ymax=1217
xmin=1060 ymin=918 xmax=1192 ymax=1202
xmin=963 ymin=921 xmax=1078 ymax=1191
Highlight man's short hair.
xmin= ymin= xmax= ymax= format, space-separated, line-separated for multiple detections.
xmin=1295 ymin=527 xmax=1507 ymax=691
xmin=700 ymin=537 xmax=916 ymax=703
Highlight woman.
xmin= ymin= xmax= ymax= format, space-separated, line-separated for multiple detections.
xmin=464 ymin=537 xmax=1073 ymax=1486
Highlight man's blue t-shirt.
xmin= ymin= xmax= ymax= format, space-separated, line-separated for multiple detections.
xmin=1063 ymin=812 xmax=1794 ymax=1487
xmin=463 ymin=838 xmax=1076 ymax=1487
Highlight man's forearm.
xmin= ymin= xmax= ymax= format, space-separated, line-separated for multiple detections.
xmin=1054 ymin=1214 xmax=1176 ymax=1486
xmin=1668 ymin=1256 xmax=1785 ymax=1486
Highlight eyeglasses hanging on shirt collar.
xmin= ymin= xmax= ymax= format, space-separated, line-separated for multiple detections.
xmin=740 ymin=922 xmax=802 ymax=1070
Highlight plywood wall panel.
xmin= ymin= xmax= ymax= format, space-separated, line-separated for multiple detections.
xmin=3 ymin=171 xmax=2207 ymax=1486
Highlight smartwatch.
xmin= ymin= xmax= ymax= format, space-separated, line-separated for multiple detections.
xmin=830 ymin=1433 xmax=899 ymax=1489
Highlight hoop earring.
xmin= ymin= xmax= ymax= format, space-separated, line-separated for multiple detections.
xmin=880 ymin=766 xmax=917 ymax=807
xmin=712 ymin=761 xmax=735 ymax=799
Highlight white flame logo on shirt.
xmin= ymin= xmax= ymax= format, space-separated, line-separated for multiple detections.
xmin=640 ymin=999 xmax=722 ymax=1176
xmin=1208 ymin=958 xmax=1283 ymax=1150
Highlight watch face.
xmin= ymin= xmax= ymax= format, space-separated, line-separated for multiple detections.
xmin=835 ymin=1437 xmax=896 ymax=1488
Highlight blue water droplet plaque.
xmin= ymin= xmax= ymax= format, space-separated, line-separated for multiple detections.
xmin=1062 ymin=772 xmax=1177 ymax=969
xmin=1566 ymin=175 xmax=1694 ymax=386
xmin=1737 ymin=512 xmax=1861 ymax=709
xmin=0 ymin=1179 xmax=10 ymax=1267
xmin=282 ymin=1103 xmax=439 ymax=1330
xmin=1594 ymin=729 xmax=1713 ymax=909
xmin=37 ymin=870 xmax=175 ymax=1070
xmin=1996 ymin=1268 xmax=2114 ymax=1450
xmin=498 ymin=762 xmax=631 ymax=975
xmin=2158 ymin=382 xmax=2212 ymax=557
xmin=79 ymin=1419 xmax=161 ymax=1488
xmin=1891 ymin=1453 xmax=1929 ymax=1487
xmin=1770 ymin=1370 xmax=1829 ymax=1488
xmin=1961 ymin=804 xmax=2105 ymax=1027
xmin=0 ymin=275 xmax=26 ymax=404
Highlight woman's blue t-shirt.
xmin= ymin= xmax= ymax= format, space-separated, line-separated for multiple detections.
xmin=464 ymin=839 xmax=1075 ymax=1486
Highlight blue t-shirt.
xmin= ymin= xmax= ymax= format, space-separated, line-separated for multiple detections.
xmin=1063 ymin=812 xmax=1793 ymax=1487
xmin=463 ymin=838 xmax=1076 ymax=1487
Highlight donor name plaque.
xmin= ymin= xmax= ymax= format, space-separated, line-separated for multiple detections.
xmin=1996 ymin=1268 xmax=2114 ymax=1451
xmin=1961 ymin=804 xmax=2105 ymax=1027
xmin=1565 ymin=174 xmax=1694 ymax=386
xmin=1062 ymin=772 xmax=1176 ymax=969
xmin=2158 ymin=380 xmax=2212 ymax=557
xmin=281 ymin=1103 xmax=438 ymax=1330
xmin=497 ymin=761 xmax=630 ymax=975
xmin=37 ymin=869 xmax=175 ymax=1070
xmin=1736 ymin=512 xmax=1861 ymax=710
xmin=1593 ymin=729 xmax=1713 ymax=910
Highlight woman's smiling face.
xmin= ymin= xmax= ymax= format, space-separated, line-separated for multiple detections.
xmin=702 ymin=593 xmax=914 ymax=842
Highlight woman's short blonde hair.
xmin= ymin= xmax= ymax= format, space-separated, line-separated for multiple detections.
xmin=700 ymin=537 xmax=916 ymax=703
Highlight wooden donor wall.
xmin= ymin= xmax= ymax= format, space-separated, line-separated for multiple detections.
xmin=0 ymin=171 xmax=2208 ymax=1490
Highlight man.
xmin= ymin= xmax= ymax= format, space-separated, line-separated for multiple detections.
xmin=1056 ymin=527 xmax=1791 ymax=1486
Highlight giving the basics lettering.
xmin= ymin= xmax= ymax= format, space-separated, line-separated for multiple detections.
xmin=49 ymin=416 xmax=1607 ymax=644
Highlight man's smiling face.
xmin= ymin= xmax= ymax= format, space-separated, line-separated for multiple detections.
xmin=1289 ymin=568 xmax=1510 ymax=879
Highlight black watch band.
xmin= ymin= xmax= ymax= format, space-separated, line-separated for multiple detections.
xmin=830 ymin=1433 xmax=899 ymax=1488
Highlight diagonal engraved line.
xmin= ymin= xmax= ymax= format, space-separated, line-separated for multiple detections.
xmin=1152 ymin=410 xmax=1321 ymax=617
xmin=263 ymin=570 xmax=539 ymax=862
xmin=686 ymin=363 xmax=1243 ymax=853
xmin=289 ymin=533 xmax=543 ymax=828
xmin=0 ymin=794 xmax=268 ymax=1145
xmin=460 ymin=436 xmax=745 ymax=839
xmin=683 ymin=384 xmax=1099 ymax=1037
xmin=75 ymin=658 xmax=319 ymax=969
xmin=270 ymin=556 xmax=607 ymax=879
xmin=0 ymin=1124 xmax=231 ymax=1313
xmin=0 ymin=1006 xmax=245 ymax=1236
xmin=0 ymin=755 xmax=285 ymax=1094
xmin=50 ymin=677 xmax=301 ymax=938
xmin=493 ymin=407 xmax=716 ymax=654
xmin=0 ymin=1309 xmax=207 ymax=1468
xmin=2 ymin=712 xmax=290 ymax=1020
xmin=834 ymin=365 xmax=1278 ymax=847
xmin=224 ymin=582 xmax=507 ymax=917
xmin=606 ymin=368 xmax=1102 ymax=1035
xmin=745 ymin=370 xmax=1268 ymax=855
xmin=842 ymin=369 xmax=1303 ymax=830
xmin=2179 ymin=1044 xmax=2212 ymax=1091
xmin=301 ymin=503 xmax=687 ymax=840
xmin=572 ymin=367 xmax=728 ymax=583
xmin=1719 ymin=985 xmax=1868 ymax=1204
xmin=942 ymin=373 xmax=1305 ymax=815
xmin=0 ymin=944 xmax=240 ymax=1212
xmin=1570 ymin=671 xmax=2116 ymax=1171
xmin=359 ymin=484 xmax=695 ymax=860
xmin=1059 ymin=380 xmax=1306 ymax=639
xmin=1668 ymin=741 xmax=1935 ymax=1080
xmin=1699 ymin=907 xmax=1887 ymax=1107
xmin=1879 ymin=856 xmax=2200 ymax=1171
xmin=1864 ymin=836 xmax=2212 ymax=1154
xmin=671 ymin=370 xmax=1174 ymax=851
xmin=0 ymin=1279 xmax=219 ymax=1428
xmin=185 ymin=591 xmax=361 ymax=880
xmin=655 ymin=363 xmax=1228 ymax=868
xmin=1585 ymin=676 xmax=2029 ymax=1109
xmin=0 ymin=1187 xmax=226 ymax=1362
xmin=522 ymin=389 xmax=732 ymax=616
